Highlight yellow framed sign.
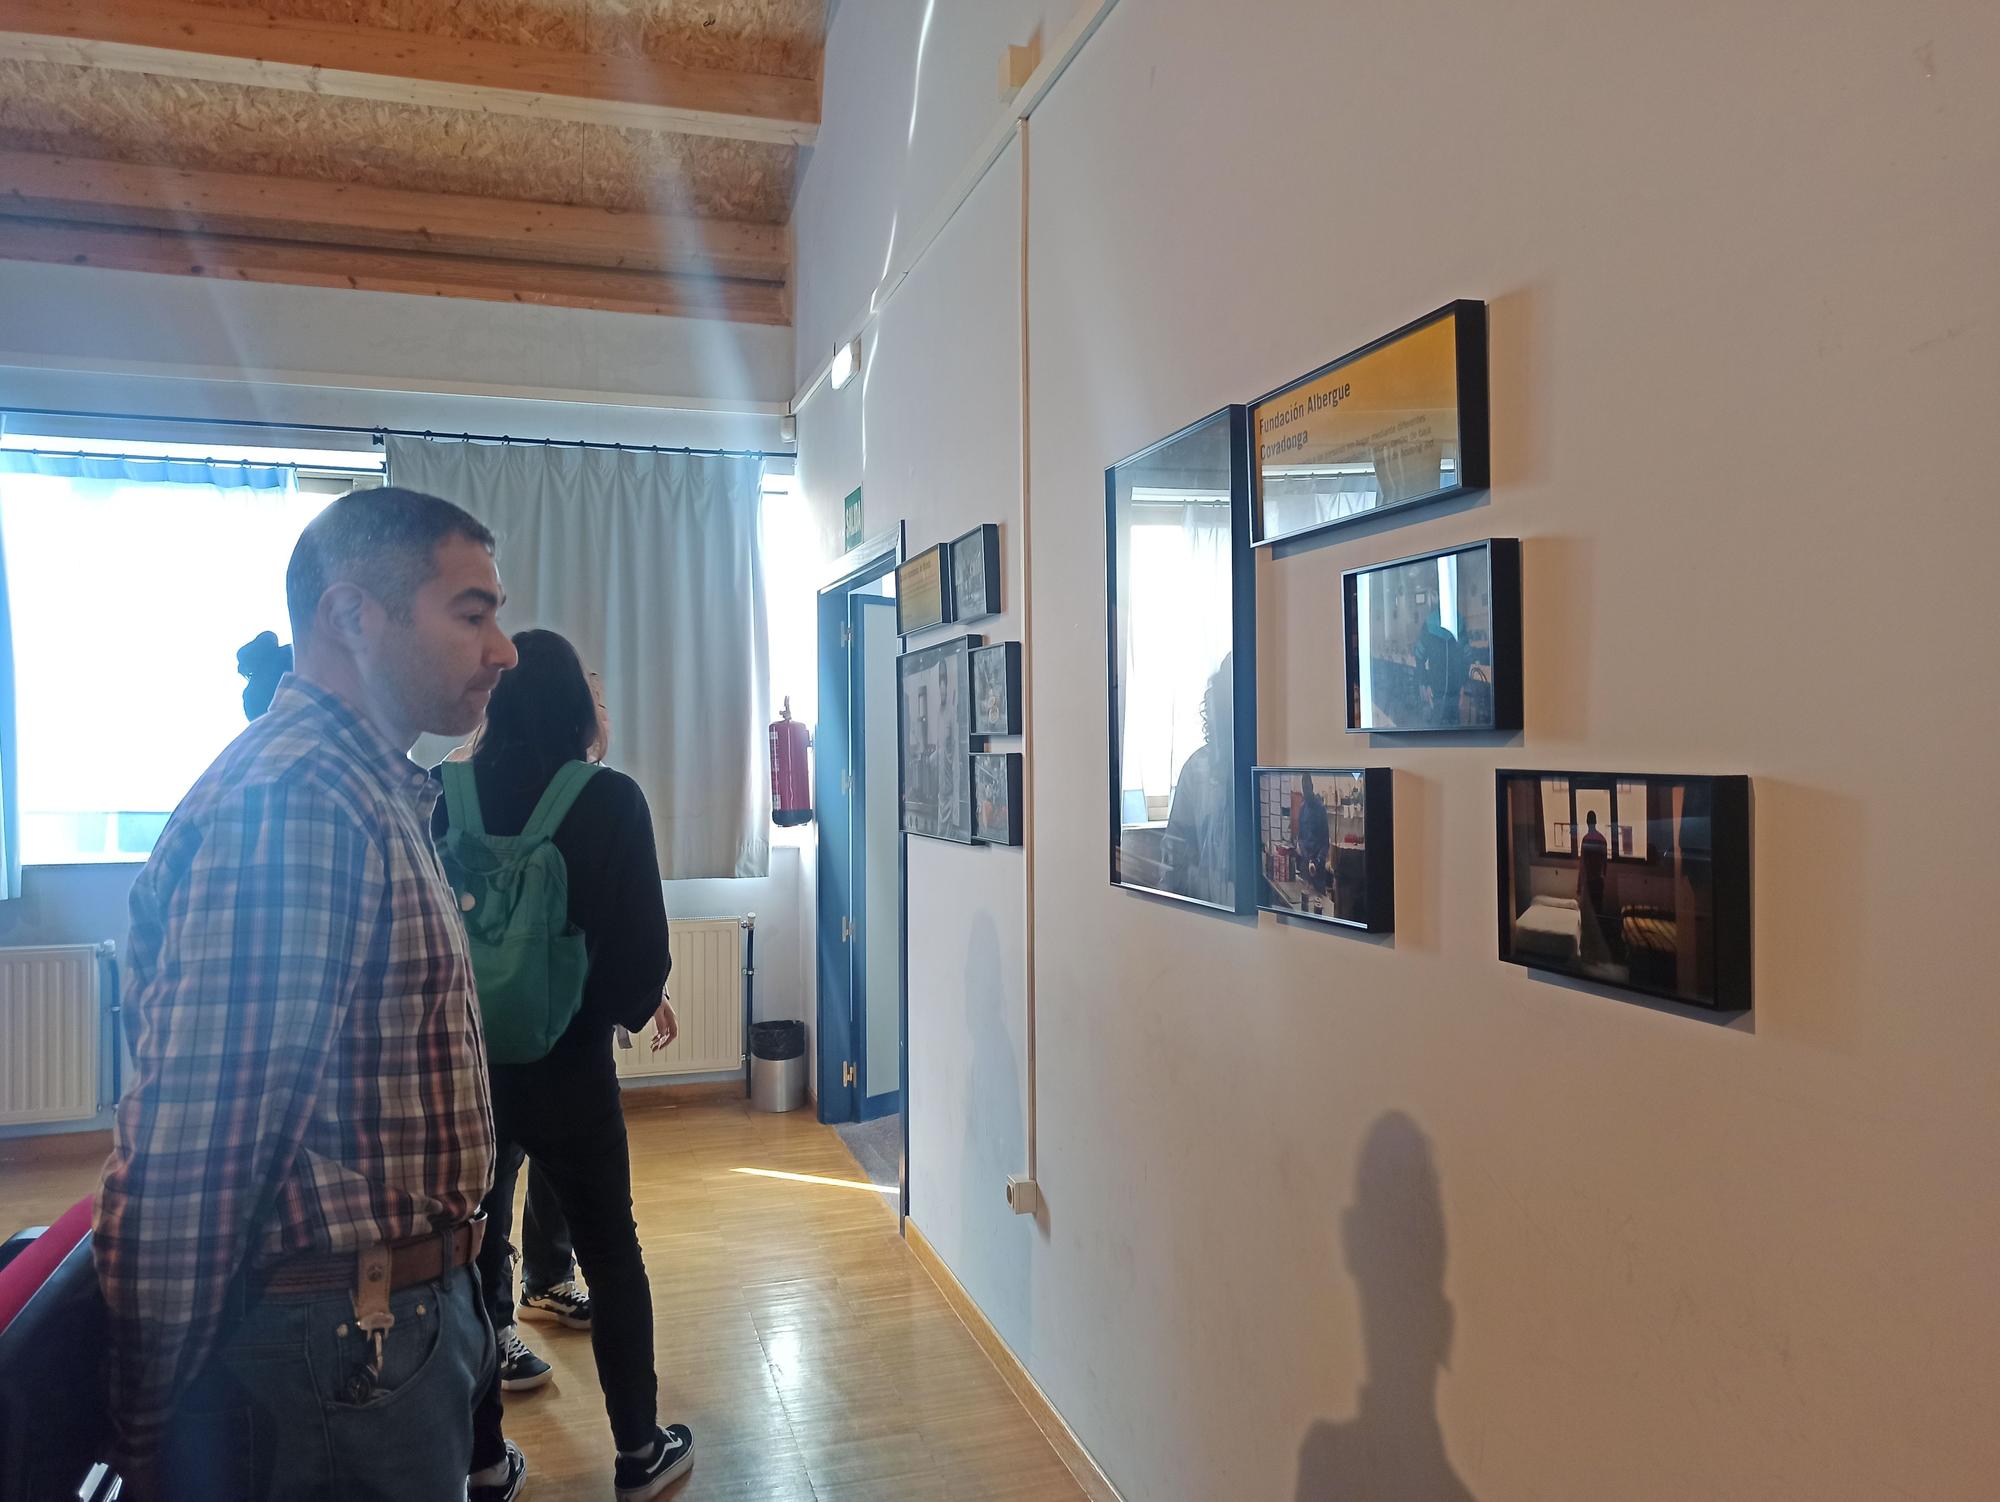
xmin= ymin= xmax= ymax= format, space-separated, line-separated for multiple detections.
xmin=895 ymin=543 xmax=953 ymax=636
xmin=1250 ymin=300 xmax=1488 ymax=547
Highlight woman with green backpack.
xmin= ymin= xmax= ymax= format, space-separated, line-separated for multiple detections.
xmin=434 ymin=629 xmax=694 ymax=1502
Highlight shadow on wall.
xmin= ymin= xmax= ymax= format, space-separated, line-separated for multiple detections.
xmin=1296 ymin=1112 xmax=1477 ymax=1501
xmin=960 ymin=909 xmax=1030 ymax=1341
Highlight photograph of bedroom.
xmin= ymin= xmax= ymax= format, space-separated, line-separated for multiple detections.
xmin=1497 ymin=773 xmax=1724 ymax=1006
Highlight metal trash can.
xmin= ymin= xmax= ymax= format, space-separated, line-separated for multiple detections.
xmin=748 ymin=1019 xmax=807 ymax=1113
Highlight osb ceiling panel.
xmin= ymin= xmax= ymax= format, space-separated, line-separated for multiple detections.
xmin=187 ymin=0 xmax=823 ymax=78
xmin=0 ymin=61 xmax=795 ymax=222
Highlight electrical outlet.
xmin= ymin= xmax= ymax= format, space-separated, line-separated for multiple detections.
xmin=1006 ymin=1176 xmax=1040 ymax=1215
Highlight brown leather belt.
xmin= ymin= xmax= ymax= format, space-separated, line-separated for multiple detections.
xmin=262 ymin=1216 xmax=485 ymax=1300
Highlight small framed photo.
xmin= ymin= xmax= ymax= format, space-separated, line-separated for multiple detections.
xmin=1343 ymin=537 xmax=1521 ymax=734
xmin=1496 ymin=771 xmax=1751 ymax=1012
xmin=950 ymin=523 xmax=1001 ymax=625
xmin=972 ymin=752 xmax=1023 ymax=846
xmin=971 ymin=643 xmax=1022 ymax=736
xmin=1254 ymin=768 xmax=1394 ymax=932
xmin=897 ymin=635 xmax=977 ymax=842
xmin=896 ymin=543 xmax=954 ymax=636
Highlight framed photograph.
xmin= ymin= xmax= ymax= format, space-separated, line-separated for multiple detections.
xmin=895 ymin=543 xmax=953 ymax=636
xmin=1496 ymin=771 xmax=1751 ymax=1011
xmin=897 ymin=635 xmax=977 ymax=842
xmin=1106 ymin=407 xmax=1257 ymax=914
xmin=971 ymin=642 xmax=1022 ymax=736
xmin=951 ymin=523 xmax=1002 ymax=625
xmin=972 ymin=752 xmax=1023 ymax=846
xmin=1343 ymin=538 xmax=1522 ymax=734
xmin=1251 ymin=300 xmax=1489 ymax=547
xmin=1254 ymin=767 xmax=1394 ymax=932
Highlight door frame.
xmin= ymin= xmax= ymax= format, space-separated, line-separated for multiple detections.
xmin=814 ymin=525 xmax=911 ymax=1220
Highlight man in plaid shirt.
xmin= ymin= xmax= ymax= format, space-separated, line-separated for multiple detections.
xmin=94 ymin=487 xmax=521 ymax=1500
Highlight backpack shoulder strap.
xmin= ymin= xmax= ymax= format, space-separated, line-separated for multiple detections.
xmin=522 ymin=761 xmax=603 ymax=843
xmin=439 ymin=760 xmax=486 ymax=837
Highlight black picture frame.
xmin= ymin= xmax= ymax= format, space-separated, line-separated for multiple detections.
xmin=895 ymin=543 xmax=954 ymax=637
xmin=896 ymin=634 xmax=978 ymax=843
xmin=1343 ymin=537 xmax=1522 ymax=735
xmin=1253 ymin=767 xmax=1394 ymax=932
xmin=972 ymin=752 xmax=1024 ymax=846
xmin=1105 ymin=406 xmax=1257 ymax=914
xmin=1495 ymin=771 xmax=1751 ymax=1013
xmin=1250 ymin=299 xmax=1490 ymax=547
xmin=970 ymin=642 xmax=1022 ymax=737
xmin=950 ymin=523 xmax=1002 ymax=625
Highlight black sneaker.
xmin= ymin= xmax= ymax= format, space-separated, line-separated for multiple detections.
xmin=497 ymin=1326 xmax=553 ymax=1391
xmin=613 ymin=1424 xmax=694 ymax=1501
xmin=520 ymin=1280 xmax=593 ymax=1330
xmin=469 ymin=1440 xmax=529 ymax=1502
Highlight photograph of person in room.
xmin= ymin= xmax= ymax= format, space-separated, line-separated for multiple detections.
xmin=1351 ymin=547 xmax=1495 ymax=731
xmin=1160 ymin=654 xmax=1237 ymax=905
xmin=1257 ymin=769 xmax=1371 ymax=926
xmin=1498 ymin=773 xmax=1727 ymax=1006
xmin=899 ymin=643 xmax=970 ymax=840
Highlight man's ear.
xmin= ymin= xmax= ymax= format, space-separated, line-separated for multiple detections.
xmin=316 ymin=583 xmax=371 ymax=649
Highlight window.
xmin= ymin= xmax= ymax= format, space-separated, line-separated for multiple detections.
xmin=0 ymin=434 xmax=381 ymax=864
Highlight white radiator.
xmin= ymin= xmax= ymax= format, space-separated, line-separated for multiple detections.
xmin=0 ymin=944 xmax=108 ymax=1126
xmin=614 ymin=917 xmax=747 ymax=1081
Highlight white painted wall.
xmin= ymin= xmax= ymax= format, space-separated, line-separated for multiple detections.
xmin=799 ymin=0 xmax=2000 ymax=1497
xmin=0 ymin=259 xmax=793 ymax=411
xmin=791 ymin=0 xmax=1070 ymax=390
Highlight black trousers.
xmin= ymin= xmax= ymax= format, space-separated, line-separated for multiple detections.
xmin=470 ymin=1063 xmax=658 ymax=1466
xmin=482 ymin=1145 xmax=578 ymax=1329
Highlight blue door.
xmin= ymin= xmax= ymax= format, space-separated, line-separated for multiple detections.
xmin=849 ymin=593 xmax=903 ymax=1121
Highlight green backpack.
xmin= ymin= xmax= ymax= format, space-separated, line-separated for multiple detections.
xmin=437 ymin=759 xmax=602 ymax=1065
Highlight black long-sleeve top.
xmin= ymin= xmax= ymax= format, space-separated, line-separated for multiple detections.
xmin=431 ymin=754 xmax=670 ymax=1088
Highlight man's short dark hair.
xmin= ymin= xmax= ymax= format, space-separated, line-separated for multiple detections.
xmin=286 ymin=486 xmax=495 ymax=642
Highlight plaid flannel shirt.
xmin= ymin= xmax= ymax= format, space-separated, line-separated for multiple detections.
xmin=93 ymin=678 xmax=495 ymax=1464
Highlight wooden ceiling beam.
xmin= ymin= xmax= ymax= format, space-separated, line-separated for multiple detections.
xmin=0 ymin=151 xmax=790 ymax=282
xmin=0 ymin=217 xmax=790 ymax=324
xmin=0 ymin=0 xmax=820 ymax=147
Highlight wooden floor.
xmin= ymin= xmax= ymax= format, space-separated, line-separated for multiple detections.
xmin=0 ymin=1097 xmax=1086 ymax=1502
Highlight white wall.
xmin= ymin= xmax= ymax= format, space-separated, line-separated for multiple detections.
xmin=0 ymin=259 xmax=793 ymax=412
xmin=799 ymin=0 xmax=2000 ymax=1498
xmin=791 ymin=0 xmax=1070 ymax=390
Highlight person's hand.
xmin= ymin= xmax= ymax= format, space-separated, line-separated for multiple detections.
xmin=650 ymin=997 xmax=679 ymax=1052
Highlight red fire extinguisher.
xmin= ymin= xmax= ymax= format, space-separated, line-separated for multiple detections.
xmin=770 ymin=697 xmax=813 ymax=827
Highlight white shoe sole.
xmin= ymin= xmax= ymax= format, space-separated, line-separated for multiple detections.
xmin=499 ymin=1366 xmax=553 ymax=1392
xmin=615 ymin=1447 xmax=693 ymax=1501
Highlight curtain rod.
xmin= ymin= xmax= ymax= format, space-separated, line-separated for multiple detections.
xmin=0 ymin=404 xmax=794 ymax=460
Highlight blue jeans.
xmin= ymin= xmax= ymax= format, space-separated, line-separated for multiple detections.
xmin=157 ymin=1263 xmax=495 ymax=1501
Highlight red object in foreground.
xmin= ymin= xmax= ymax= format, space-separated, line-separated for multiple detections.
xmin=0 ymin=1196 xmax=92 ymax=1339
xmin=770 ymin=698 xmax=812 ymax=828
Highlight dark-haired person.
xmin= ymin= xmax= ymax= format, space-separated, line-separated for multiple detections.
xmin=437 ymin=629 xmax=694 ymax=1502
xmin=95 ymin=488 xmax=519 ymax=1501
xmin=235 ymin=630 xmax=293 ymax=720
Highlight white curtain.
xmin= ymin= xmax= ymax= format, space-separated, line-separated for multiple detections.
xmin=387 ymin=437 xmax=770 ymax=879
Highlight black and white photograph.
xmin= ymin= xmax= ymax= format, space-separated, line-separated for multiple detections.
xmin=1496 ymin=771 xmax=1751 ymax=1010
xmin=1255 ymin=767 xmax=1394 ymax=931
xmin=971 ymin=642 xmax=1021 ymax=736
xmin=972 ymin=752 xmax=1023 ymax=846
xmin=950 ymin=523 xmax=1001 ymax=624
xmin=898 ymin=635 xmax=975 ymax=842
xmin=1344 ymin=538 xmax=1521 ymax=733
xmin=1107 ymin=407 xmax=1256 ymax=913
